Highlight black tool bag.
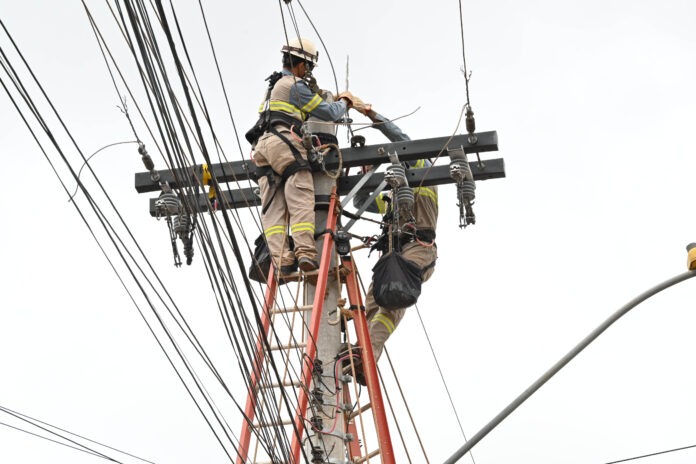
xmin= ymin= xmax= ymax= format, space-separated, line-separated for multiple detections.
xmin=248 ymin=234 xmax=295 ymax=283
xmin=245 ymin=112 xmax=271 ymax=146
xmin=248 ymin=234 xmax=271 ymax=283
xmin=372 ymin=251 xmax=422 ymax=310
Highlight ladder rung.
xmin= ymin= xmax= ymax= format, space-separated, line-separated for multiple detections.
xmin=348 ymin=402 xmax=373 ymax=420
xmin=271 ymin=304 xmax=313 ymax=314
xmin=355 ymin=448 xmax=381 ymax=463
xmin=269 ymin=342 xmax=307 ymax=351
xmin=260 ymin=380 xmax=304 ymax=389
xmin=275 ymin=266 xmax=337 ymax=281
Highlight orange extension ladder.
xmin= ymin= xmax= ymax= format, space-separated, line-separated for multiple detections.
xmin=236 ymin=187 xmax=396 ymax=464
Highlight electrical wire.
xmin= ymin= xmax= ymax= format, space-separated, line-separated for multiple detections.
xmin=1 ymin=13 xmax=244 ymax=461
xmin=0 ymin=422 xmax=122 ymax=463
xmin=68 ymin=140 xmax=139 ymax=201
xmin=604 ymin=443 xmax=696 ymax=464
xmin=5 ymin=1 xmax=470 ymax=462
xmin=414 ymin=303 xmax=475 ymax=464
xmin=295 ymin=0 xmax=339 ymax=94
xmin=458 ymin=0 xmax=472 ymax=107
xmin=123 ymin=2 xmax=320 ymax=460
xmin=0 ymin=405 xmax=155 ymax=463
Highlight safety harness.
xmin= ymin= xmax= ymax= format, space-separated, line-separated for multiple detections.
xmin=247 ymin=71 xmax=315 ymax=214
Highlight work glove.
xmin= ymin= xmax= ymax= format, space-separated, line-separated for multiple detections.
xmin=350 ymin=95 xmax=372 ymax=115
xmin=319 ymin=89 xmax=334 ymax=101
xmin=305 ymin=74 xmax=320 ymax=93
xmin=337 ymin=91 xmax=355 ymax=108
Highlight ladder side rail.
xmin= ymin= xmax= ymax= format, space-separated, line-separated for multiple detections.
xmin=343 ymin=256 xmax=396 ymax=464
xmin=342 ymin=378 xmax=363 ymax=461
xmin=289 ymin=187 xmax=340 ymax=463
xmin=236 ymin=269 xmax=280 ymax=464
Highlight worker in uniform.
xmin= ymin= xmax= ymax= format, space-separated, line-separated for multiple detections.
xmin=350 ymin=106 xmax=438 ymax=383
xmin=251 ymin=37 xmax=367 ymax=274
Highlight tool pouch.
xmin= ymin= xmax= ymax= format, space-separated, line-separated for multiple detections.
xmin=372 ymin=251 xmax=422 ymax=310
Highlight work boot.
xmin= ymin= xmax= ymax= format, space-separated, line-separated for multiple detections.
xmin=274 ymin=261 xmax=298 ymax=285
xmin=338 ymin=343 xmax=366 ymax=386
xmin=298 ymin=256 xmax=319 ymax=272
xmin=279 ymin=262 xmax=298 ymax=276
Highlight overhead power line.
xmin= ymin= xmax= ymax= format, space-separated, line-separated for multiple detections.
xmin=604 ymin=443 xmax=696 ymax=464
xmin=0 ymin=405 xmax=157 ymax=463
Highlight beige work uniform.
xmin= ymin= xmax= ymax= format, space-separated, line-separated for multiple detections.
xmin=252 ymin=76 xmax=316 ymax=267
xmin=366 ymin=185 xmax=439 ymax=361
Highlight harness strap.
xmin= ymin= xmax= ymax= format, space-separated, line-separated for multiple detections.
xmin=398 ymin=228 xmax=436 ymax=247
xmin=268 ymin=111 xmax=303 ymax=129
xmin=268 ymin=126 xmax=311 ymax=181
xmin=254 ymin=166 xmax=280 ymax=215
xmin=254 ymin=135 xmax=311 ymax=215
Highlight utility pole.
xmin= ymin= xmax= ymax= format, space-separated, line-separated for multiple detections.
xmin=134 ymin=129 xmax=504 ymax=463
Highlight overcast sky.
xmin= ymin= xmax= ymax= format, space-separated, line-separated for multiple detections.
xmin=2 ymin=1 xmax=696 ymax=463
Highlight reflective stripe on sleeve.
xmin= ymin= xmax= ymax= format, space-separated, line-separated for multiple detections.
xmin=266 ymin=101 xmax=306 ymax=120
xmin=301 ymin=93 xmax=323 ymax=113
xmin=414 ymin=187 xmax=438 ymax=202
xmin=375 ymin=194 xmax=387 ymax=215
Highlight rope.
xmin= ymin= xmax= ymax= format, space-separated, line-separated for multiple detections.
xmin=320 ymin=143 xmax=342 ymax=180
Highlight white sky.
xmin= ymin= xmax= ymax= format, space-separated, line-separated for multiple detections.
xmin=2 ymin=1 xmax=696 ymax=463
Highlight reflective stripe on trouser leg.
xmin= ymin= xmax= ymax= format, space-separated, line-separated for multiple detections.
xmin=258 ymin=175 xmax=294 ymax=267
xmin=369 ymin=308 xmax=405 ymax=362
xmin=285 ymin=169 xmax=317 ymax=261
xmin=365 ymin=282 xmax=406 ymax=362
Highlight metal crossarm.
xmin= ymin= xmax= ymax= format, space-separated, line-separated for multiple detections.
xmin=145 ymin=158 xmax=505 ymax=215
xmin=134 ymin=131 xmax=499 ymax=193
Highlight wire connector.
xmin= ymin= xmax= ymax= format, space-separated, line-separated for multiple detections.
xmin=465 ymin=105 xmax=477 ymax=145
xmin=138 ymin=143 xmax=160 ymax=183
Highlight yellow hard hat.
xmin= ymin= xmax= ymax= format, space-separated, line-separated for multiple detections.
xmin=281 ymin=37 xmax=319 ymax=66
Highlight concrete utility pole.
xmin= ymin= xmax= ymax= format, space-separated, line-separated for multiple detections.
xmin=303 ymin=173 xmax=344 ymax=462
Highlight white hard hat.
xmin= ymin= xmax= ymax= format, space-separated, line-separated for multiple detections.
xmin=281 ymin=37 xmax=319 ymax=66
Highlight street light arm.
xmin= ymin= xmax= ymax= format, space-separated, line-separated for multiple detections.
xmin=444 ymin=270 xmax=696 ymax=464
